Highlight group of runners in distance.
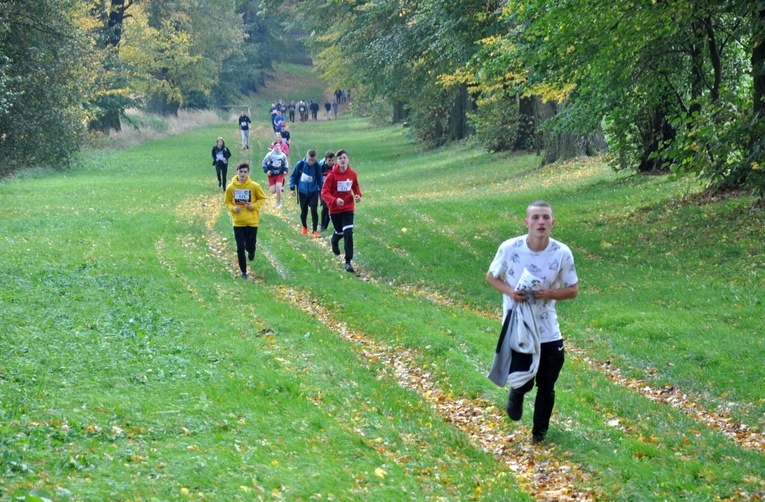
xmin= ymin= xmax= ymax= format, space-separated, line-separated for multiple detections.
xmin=211 ymin=103 xmax=361 ymax=280
xmin=213 ymin=101 xmax=580 ymax=447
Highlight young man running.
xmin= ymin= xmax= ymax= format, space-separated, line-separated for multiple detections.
xmin=321 ymin=149 xmax=362 ymax=273
xmin=261 ymin=142 xmax=289 ymax=210
xmin=224 ymin=162 xmax=267 ymax=279
xmin=289 ymin=149 xmax=323 ymax=237
xmin=317 ymin=150 xmax=335 ymax=232
xmin=485 ymin=201 xmax=579 ymax=444
xmin=238 ymin=111 xmax=251 ymax=149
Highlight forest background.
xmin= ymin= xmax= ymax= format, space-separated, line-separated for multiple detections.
xmin=1 ymin=0 xmax=765 ymax=198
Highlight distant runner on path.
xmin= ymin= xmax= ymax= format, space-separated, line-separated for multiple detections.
xmin=211 ymin=137 xmax=231 ymax=191
xmin=238 ymin=111 xmax=251 ymax=149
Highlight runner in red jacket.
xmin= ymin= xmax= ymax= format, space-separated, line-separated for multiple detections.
xmin=321 ymin=149 xmax=362 ymax=273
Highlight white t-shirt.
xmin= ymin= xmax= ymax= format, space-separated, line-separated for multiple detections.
xmin=488 ymin=235 xmax=578 ymax=342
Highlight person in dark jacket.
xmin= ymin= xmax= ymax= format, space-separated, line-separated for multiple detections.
xmin=211 ymin=137 xmax=231 ymax=191
xmin=309 ymin=99 xmax=320 ymax=121
xmin=317 ymin=150 xmax=335 ymax=232
xmin=238 ymin=111 xmax=251 ymax=149
xmin=289 ymin=149 xmax=323 ymax=237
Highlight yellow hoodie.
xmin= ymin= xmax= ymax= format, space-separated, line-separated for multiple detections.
xmin=224 ymin=176 xmax=267 ymax=226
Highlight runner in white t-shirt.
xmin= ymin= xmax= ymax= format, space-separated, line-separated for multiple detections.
xmin=486 ymin=201 xmax=579 ymax=445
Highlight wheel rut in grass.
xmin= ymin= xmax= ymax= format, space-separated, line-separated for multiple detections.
xmin=388 ymin=283 xmax=765 ymax=452
xmin=264 ymin=200 xmax=765 ymax=452
xmin=273 ymin=285 xmax=595 ymax=501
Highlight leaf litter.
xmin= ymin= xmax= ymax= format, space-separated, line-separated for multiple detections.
xmin=185 ymin=187 xmax=763 ymax=500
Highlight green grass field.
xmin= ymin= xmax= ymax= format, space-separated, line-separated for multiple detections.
xmin=1 ymin=67 xmax=764 ymax=501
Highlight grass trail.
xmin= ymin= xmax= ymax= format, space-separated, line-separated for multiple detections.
xmin=1 ymin=72 xmax=764 ymax=500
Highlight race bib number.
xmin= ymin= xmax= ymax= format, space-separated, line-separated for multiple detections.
xmin=240 ymin=121 xmax=247 ymax=127
xmin=215 ymin=153 xmax=224 ymax=161
xmin=271 ymin=159 xmax=283 ymax=168
xmin=300 ymin=172 xmax=313 ymax=183
xmin=234 ymin=189 xmax=251 ymax=204
xmin=337 ymin=180 xmax=352 ymax=192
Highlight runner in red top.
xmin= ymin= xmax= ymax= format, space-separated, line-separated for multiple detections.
xmin=320 ymin=149 xmax=362 ymax=273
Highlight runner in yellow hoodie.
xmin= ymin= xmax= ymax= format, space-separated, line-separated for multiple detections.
xmin=224 ymin=162 xmax=267 ymax=279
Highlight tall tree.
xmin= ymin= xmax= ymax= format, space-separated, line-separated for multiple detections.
xmin=88 ymin=0 xmax=135 ymax=132
xmin=0 ymin=0 xmax=94 ymax=171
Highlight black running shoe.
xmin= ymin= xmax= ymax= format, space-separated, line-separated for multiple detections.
xmin=345 ymin=263 xmax=355 ymax=273
xmin=506 ymin=390 xmax=524 ymax=421
xmin=330 ymin=236 xmax=341 ymax=255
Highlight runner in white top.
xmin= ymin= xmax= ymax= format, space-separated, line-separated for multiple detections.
xmin=486 ymin=200 xmax=579 ymax=444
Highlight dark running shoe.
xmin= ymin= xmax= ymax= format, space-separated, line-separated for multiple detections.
xmin=241 ymin=273 xmax=248 ymax=280
xmin=532 ymin=433 xmax=545 ymax=445
xmin=506 ymin=391 xmax=524 ymax=421
xmin=345 ymin=263 xmax=355 ymax=273
xmin=330 ymin=236 xmax=341 ymax=255
xmin=248 ymin=251 xmax=255 ymax=261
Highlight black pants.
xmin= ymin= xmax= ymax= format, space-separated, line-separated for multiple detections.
xmin=215 ymin=163 xmax=228 ymax=187
xmin=509 ymin=339 xmax=565 ymax=438
xmin=330 ymin=211 xmax=355 ymax=264
xmin=289 ymin=110 xmax=295 ymax=122
xmin=298 ymin=192 xmax=319 ymax=230
xmin=320 ymin=199 xmax=330 ymax=230
xmin=233 ymin=226 xmax=258 ymax=274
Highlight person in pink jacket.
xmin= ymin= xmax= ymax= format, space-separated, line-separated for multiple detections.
xmin=321 ymin=149 xmax=362 ymax=273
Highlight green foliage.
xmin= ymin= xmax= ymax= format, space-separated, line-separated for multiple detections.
xmin=0 ymin=0 xmax=93 ymax=173
xmin=492 ymin=0 xmax=761 ymax=192
xmin=274 ymin=0 xmax=502 ymax=142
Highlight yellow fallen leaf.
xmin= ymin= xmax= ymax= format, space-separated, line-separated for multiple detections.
xmin=375 ymin=467 xmax=387 ymax=478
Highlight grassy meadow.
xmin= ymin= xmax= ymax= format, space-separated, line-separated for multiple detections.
xmin=1 ymin=65 xmax=764 ymax=501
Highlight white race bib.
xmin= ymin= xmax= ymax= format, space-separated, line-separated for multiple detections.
xmin=234 ymin=189 xmax=251 ymax=204
xmin=215 ymin=153 xmax=224 ymax=161
xmin=337 ymin=180 xmax=352 ymax=192
xmin=300 ymin=172 xmax=313 ymax=183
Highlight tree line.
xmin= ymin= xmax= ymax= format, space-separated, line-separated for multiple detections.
xmin=2 ymin=1 xmax=763 ymax=197
xmin=265 ymin=0 xmax=765 ymax=197
xmin=0 ymin=0 xmax=283 ymax=173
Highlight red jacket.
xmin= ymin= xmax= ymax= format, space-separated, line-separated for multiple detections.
xmin=321 ymin=164 xmax=362 ymax=214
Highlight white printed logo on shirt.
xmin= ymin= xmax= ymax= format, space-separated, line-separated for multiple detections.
xmin=337 ymin=180 xmax=352 ymax=192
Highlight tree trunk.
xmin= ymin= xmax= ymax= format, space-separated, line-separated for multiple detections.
xmin=753 ymin=5 xmax=765 ymax=119
xmin=537 ymin=99 xmax=606 ymax=165
xmin=89 ymin=0 xmax=132 ymax=133
xmin=392 ymin=101 xmax=407 ymax=123
xmin=448 ymin=83 xmax=472 ymax=141
xmin=516 ymin=95 xmax=535 ymax=150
